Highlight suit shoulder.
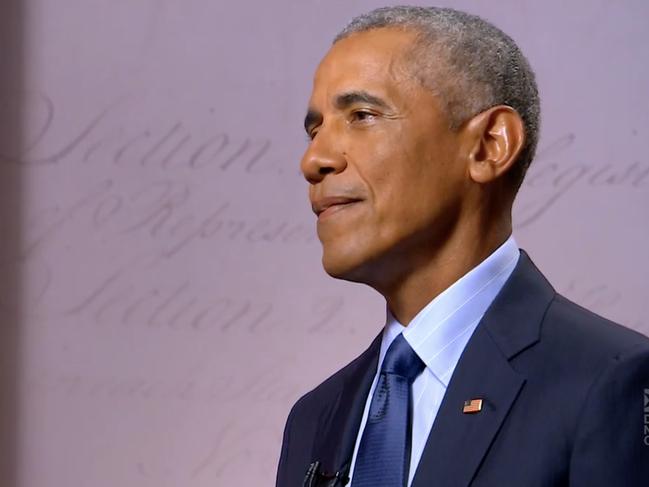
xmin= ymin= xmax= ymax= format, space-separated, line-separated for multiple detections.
xmin=542 ymin=293 xmax=649 ymax=359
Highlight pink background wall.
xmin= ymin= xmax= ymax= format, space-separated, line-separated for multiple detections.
xmin=0 ymin=0 xmax=647 ymax=485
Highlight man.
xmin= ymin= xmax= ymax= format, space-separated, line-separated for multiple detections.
xmin=276 ymin=6 xmax=649 ymax=487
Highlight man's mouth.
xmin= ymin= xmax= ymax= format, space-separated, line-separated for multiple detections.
xmin=312 ymin=196 xmax=363 ymax=220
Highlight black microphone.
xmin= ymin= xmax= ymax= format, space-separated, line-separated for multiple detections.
xmin=303 ymin=460 xmax=350 ymax=487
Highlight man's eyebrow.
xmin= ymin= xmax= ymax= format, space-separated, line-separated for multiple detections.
xmin=303 ymin=91 xmax=391 ymax=134
xmin=334 ymin=91 xmax=390 ymax=110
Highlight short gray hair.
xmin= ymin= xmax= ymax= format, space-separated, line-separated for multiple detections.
xmin=335 ymin=6 xmax=540 ymax=189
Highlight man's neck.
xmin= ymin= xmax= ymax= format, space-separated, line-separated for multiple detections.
xmin=381 ymin=229 xmax=512 ymax=325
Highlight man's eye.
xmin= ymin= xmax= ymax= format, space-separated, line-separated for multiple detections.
xmin=351 ymin=110 xmax=376 ymax=123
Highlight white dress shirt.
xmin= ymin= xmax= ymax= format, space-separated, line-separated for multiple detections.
xmin=347 ymin=236 xmax=520 ymax=486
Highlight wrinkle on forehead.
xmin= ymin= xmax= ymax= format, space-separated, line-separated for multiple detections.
xmin=311 ymin=28 xmax=423 ymax=110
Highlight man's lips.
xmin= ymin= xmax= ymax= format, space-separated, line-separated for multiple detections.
xmin=312 ymin=196 xmax=363 ymax=219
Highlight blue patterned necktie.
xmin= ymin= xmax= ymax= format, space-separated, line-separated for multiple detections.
xmin=352 ymin=333 xmax=426 ymax=487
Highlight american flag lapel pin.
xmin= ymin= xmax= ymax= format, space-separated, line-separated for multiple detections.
xmin=463 ymin=398 xmax=483 ymax=414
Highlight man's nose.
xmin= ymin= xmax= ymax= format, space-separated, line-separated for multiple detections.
xmin=300 ymin=130 xmax=347 ymax=184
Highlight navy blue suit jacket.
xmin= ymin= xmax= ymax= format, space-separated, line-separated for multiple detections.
xmin=276 ymin=252 xmax=649 ymax=486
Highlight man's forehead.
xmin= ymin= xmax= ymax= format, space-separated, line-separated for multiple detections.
xmin=309 ymin=28 xmax=417 ymax=106
xmin=317 ymin=28 xmax=416 ymax=74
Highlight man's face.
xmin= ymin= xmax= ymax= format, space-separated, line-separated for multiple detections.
xmin=302 ymin=28 xmax=469 ymax=287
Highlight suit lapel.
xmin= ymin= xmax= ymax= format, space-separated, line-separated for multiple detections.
xmin=311 ymin=333 xmax=382 ymax=478
xmin=411 ymin=325 xmax=525 ymax=487
xmin=411 ymin=251 xmax=555 ymax=487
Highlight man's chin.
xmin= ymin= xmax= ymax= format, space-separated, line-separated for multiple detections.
xmin=321 ymin=251 xmax=374 ymax=285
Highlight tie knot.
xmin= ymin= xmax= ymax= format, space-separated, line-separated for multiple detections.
xmin=380 ymin=334 xmax=425 ymax=381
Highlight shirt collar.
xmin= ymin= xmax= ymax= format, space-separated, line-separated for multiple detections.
xmin=380 ymin=236 xmax=520 ymax=386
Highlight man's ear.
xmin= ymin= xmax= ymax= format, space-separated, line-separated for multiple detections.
xmin=463 ymin=105 xmax=525 ymax=184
